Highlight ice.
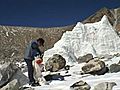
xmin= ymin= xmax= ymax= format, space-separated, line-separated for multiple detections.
xmin=43 ymin=15 xmax=120 ymax=65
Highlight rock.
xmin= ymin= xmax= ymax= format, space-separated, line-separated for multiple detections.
xmin=45 ymin=54 xmax=66 ymax=72
xmin=21 ymin=87 xmax=34 ymax=90
xmin=77 ymin=54 xmax=93 ymax=63
xmin=109 ymin=64 xmax=120 ymax=73
xmin=82 ymin=58 xmax=108 ymax=75
xmin=10 ymin=69 xmax=29 ymax=86
xmin=0 ymin=62 xmax=18 ymax=87
xmin=70 ymin=80 xmax=91 ymax=90
xmin=93 ymin=82 xmax=116 ymax=90
xmin=0 ymin=79 xmax=20 ymax=90
xmin=113 ymin=53 xmax=120 ymax=57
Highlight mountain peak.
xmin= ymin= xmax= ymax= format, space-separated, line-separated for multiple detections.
xmin=82 ymin=7 xmax=120 ymax=32
xmin=100 ymin=15 xmax=111 ymax=26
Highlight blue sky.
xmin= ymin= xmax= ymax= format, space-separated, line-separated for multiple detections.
xmin=0 ymin=0 xmax=120 ymax=27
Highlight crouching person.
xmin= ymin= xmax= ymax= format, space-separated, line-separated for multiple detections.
xmin=32 ymin=55 xmax=47 ymax=85
xmin=24 ymin=38 xmax=45 ymax=86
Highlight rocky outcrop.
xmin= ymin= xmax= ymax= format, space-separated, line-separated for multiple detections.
xmin=45 ymin=54 xmax=66 ymax=72
xmin=70 ymin=80 xmax=91 ymax=90
xmin=0 ymin=62 xmax=18 ymax=87
xmin=0 ymin=62 xmax=28 ymax=89
xmin=82 ymin=58 xmax=108 ymax=75
xmin=93 ymin=82 xmax=116 ymax=90
xmin=0 ymin=79 xmax=20 ymax=90
xmin=77 ymin=54 xmax=93 ymax=63
xmin=10 ymin=69 xmax=28 ymax=86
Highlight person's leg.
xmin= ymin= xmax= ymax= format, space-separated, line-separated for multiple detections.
xmin=24 ymin=59 xmax=35 ymax=84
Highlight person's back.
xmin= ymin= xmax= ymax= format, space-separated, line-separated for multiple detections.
xmin=24 ymin=40 xmax=40 ymax=60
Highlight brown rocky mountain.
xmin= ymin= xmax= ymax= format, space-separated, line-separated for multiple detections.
xmin=0 ymin=25 xmax=74 ymax=63
xmin=0 ymin=7 xmax=120 ymax=63
xmin=83 ymin=7 xmax=120 ymax=32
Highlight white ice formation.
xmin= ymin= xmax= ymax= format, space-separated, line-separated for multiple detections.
xmin=43 ymin=15 xmax=120 ymax=65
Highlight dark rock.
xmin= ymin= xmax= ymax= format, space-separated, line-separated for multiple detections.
xmin=0 ymin=62 xmax=18 ymax=87
xmin=70 ymin=80 xmax=91 ymax=90
xmin=77 ymin=54 xmax=93 ymax=63
xmin=45 ymin=54 xmax=66 ymax=72
xmin=94 ymin=67 xmax=109 ymax=75
xmin=10 ymin=69 xmax=29 ymax=86
xmin=93 ymin=82 xmax=116 ymax=90
xmin=82 ymin=58 xmax=108 ymax=75
xmin=113 ymin=53 xmax=120 ymax=57
xmin=0 ymin=79 xmax=20 ymax=90
xmin=21 ymin=87 xmax=34 ymax=90
xmin=109 ymin=64 xmax=120 ymax=73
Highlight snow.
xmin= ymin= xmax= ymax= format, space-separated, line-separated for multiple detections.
xmin=23 ymin=56 xmax=120 ymax=90
xmin=43 ymin=15 xmax=120 ymax=65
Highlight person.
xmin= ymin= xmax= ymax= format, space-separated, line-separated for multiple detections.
xmin=24 ymin=38 xmax=44 ymax=86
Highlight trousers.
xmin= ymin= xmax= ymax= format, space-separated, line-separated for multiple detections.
xmin=24 ymin=59 xmax=35 ymax=83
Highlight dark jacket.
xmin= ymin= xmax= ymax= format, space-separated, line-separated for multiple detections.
xmin=24 ymin=40 xmax=41 ymax=60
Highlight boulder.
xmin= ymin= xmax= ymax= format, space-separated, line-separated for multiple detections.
xmin=0 ymin=79 xmax=20 ymax=90
xmin=10 ymin=69 xmax=28 ymax=86
xmin=77 ymin=54 xmax=93 ymax=63
xmin=109 ymin=64 xmax=120 ymax=73
xmin=70 ymin=80 xmax=91 ymax=90
xmin=93 ymin=82 xmax=116 ymax=90
xmin=45 ymin=54 xmax=66 ymax=72
xmin=0 ymin=62 xmax=18 ymax=87
xmin=82 ymin=58 xmax=108 ymax=75
xmin=21 ymin=87 xmax=34 ymax=90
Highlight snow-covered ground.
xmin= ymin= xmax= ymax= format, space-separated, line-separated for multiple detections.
xmin=22 ymin=56 xmax=120 ymax=90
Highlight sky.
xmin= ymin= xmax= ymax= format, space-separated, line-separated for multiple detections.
xmin=0 ymin=0 xmax=120 ymax=27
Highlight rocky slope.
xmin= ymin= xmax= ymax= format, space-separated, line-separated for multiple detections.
xmin=0 ymin=25 xmax=74 ymax=63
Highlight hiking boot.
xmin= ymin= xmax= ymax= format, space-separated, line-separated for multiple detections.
xmin=29 ymin=82 xmax=41 ymax=86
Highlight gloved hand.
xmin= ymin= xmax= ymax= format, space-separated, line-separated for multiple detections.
xmin=35 ymin=56 xmax=43 ymax=64
xmin=36 ymin=59 xmax=43 ymax=64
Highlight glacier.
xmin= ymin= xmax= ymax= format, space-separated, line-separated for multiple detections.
xmin=43 ymin=15 xmax=120 ymax=65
